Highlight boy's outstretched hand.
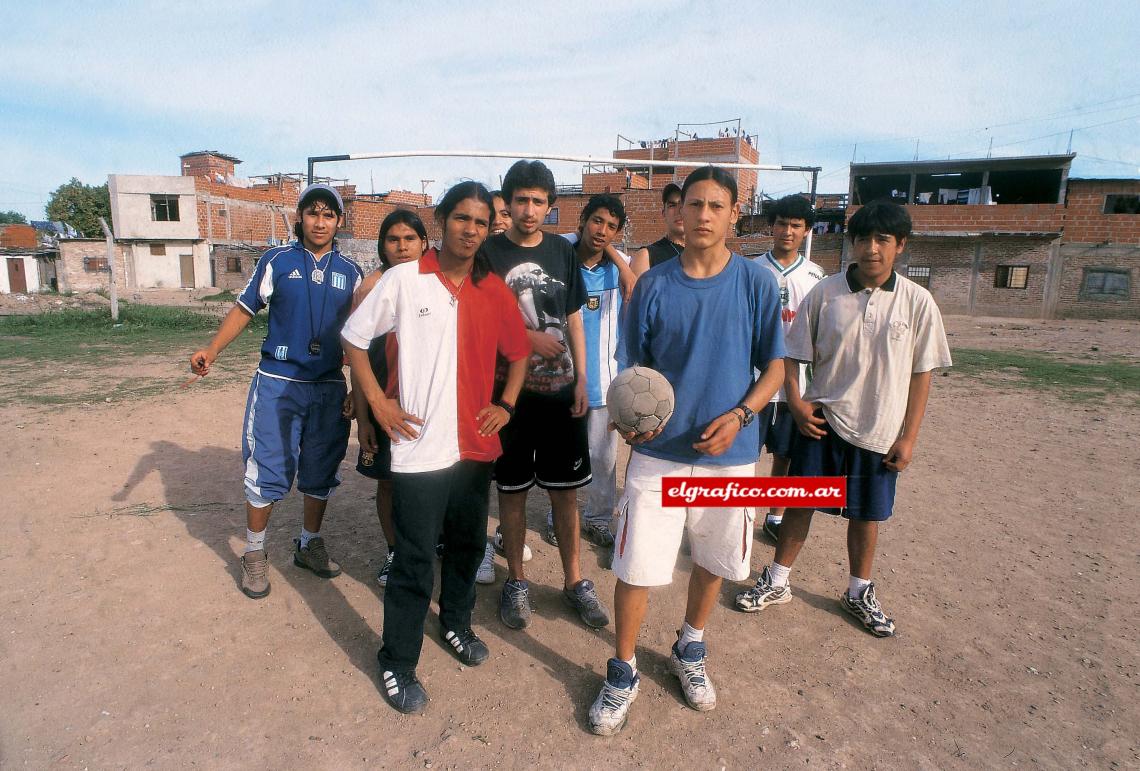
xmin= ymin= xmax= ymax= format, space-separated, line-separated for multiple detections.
xmin=610 ymin=421 xmax=662 ymax=446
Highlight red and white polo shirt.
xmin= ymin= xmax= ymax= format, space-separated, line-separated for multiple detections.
xmin=342 ymin=249 xmax=530 ymax=473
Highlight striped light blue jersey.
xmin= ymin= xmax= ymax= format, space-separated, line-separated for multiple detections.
xmin=562 ymin=233 xmax=627 ymax=407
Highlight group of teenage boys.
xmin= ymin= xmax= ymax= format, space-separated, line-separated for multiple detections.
xmin=191 ymin=158 xmax=951 ymax=732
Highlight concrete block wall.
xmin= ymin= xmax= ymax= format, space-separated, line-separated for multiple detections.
xmin=1055 ymin=244 xmax=1140 ymax=319
xmin=56 ymin=240 xmax=129 ymax=294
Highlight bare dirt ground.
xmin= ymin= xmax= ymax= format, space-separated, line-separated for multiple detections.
xmin=2 ymin=314 xmax=1138 ymax=770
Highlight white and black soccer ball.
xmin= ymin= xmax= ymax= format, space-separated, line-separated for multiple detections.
xmin=607 ymin=366 xmax=675 ymax=435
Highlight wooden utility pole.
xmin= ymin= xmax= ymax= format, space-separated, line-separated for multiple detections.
xmin=98 ymin=217 xmax=119 ymax=322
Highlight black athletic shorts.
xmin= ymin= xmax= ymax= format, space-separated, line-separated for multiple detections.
xmin=355 ymin=411 xmax=393 ymax=481
xmin=495 ymin=391 xmax=591 ymax=492
xmin=759 ymin=402 xmax=796 ymax=457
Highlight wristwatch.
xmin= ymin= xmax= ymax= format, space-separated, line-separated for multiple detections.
xmin=734 ymin=404 xmax=755 ymax=427
xmin=494 ymin=399 xmax=516 ymax=417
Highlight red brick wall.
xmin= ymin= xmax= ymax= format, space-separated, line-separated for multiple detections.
xmin=582 ymin=172 xmax=648 ymax=194
xmin=1063 ymin=180 xmax=1140 ymax=244
xmin=180 ymin=154 xmax=237 ymax=180
xmin=847 ymin=202 xmax=1065 ymax=233
xmin=346 ymin=198 xmax=398 ymax=240
xmin=194 ymin=178 xmax=300 ymax=244
xmin=1056 ymin=244 xmax=1140 ymax=319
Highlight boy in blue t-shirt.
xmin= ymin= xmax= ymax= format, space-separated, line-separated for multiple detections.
xmin=588 ymin=167 xmax=785 ymax=736
xmin=190 ymin=184 xmax=363 ymax=600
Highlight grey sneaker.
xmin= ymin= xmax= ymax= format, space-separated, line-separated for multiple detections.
xmin=564 ymin=579 xmax=611 ymax=628
xmin=493 ymin=526 xmax=532 ymax=562
xmin=293 ymin=536 xmax=342 ymax=578
xmin=475 ymin=541 xmax=496 ymax=585
xmin=240 ymin=549 xmax=270 ymax=599
xmin=840 ymin=583 xmax=896 ymax=637
xmin=544 ymin=521 xmax=559 ymax=548
xmin=734 ymin=565 xmax=792 ymax=613
xmin=670 ymin=639 xmax=716 ymax=711
xmin=582 ymin=522 xmax=614 ymax=548
xmin=499 ymin=579 xmax=532 ymax=629
xmin=376 ymin=551 xmax=394 ymax=586
xmin=588 ymin=658 xmax=640 ymax=736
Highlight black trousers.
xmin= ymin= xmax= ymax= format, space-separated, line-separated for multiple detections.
xmin=378 ymin=460 xmax=492 ymax=671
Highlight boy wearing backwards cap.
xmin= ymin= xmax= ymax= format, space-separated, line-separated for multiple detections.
xmin=191 ymin=184 xmax=363 ymax=599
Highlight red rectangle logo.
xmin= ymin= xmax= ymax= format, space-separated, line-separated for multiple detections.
xmin=661 ymin=477 xmax=847 ymax=508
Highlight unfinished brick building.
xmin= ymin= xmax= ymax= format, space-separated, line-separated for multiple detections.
xmin=846 ymin=154 xmax=1139 ymax=319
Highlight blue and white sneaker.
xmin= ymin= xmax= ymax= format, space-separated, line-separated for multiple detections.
xmin=670 ymin=639 xmax=717 ymax=711
xmin=588 ymin=658 xmax=640 ymax=736
xmin=735 ymin=565 xmax=792 ymax=613
xmin=840 ymin=582 xmax=896 ymax=637
xmin=493 ymin=526 xmax=533 ymax=562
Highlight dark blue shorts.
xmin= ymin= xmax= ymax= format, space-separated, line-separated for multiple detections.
xmin=759 ymin=402 xmax=795 ymax=457
xmin=355 ymin=411 xmax=393 ymax=481
xmin=788 ymin=414 xmax=897 ymax=522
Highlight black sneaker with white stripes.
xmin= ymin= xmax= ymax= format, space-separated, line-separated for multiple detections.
xmin=377 ymin=657 xmax=429 ymax=714
xmin=439 ymin=626 xmax=490 ymax=666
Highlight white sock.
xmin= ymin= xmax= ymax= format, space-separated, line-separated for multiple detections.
xmin=677 ymin=622 xmax=704 ymax=649
xmin=623 ymin=655 xmax=637 ymax=677
xmin=768 ymin=562 xmax=792 ymax=587
xmin=245 ymin=528 xmax=266 ymax=554
xmin=300 ymin=527 xmax=318 ymax=548
xmin=849 ymin=575 xmax=871 ymax=598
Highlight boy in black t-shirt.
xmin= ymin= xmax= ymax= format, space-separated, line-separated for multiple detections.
xmin=483 ymin=160 xmax=611 ymax=632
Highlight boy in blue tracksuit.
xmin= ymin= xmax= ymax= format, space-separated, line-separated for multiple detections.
xmin=191 ymin=183 xmax=363 ymax=599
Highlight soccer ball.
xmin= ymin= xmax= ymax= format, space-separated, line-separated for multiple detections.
xmin=607 ymin=367 xmax=675 ymax=435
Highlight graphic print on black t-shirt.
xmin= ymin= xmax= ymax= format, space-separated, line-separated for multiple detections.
xmin=484 ymin=232 xmax=586 ymax=397
xmin=504 ymin=261 xmax=573 ymax=388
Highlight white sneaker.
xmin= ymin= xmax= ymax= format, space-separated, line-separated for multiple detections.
xmin=734 ymin=565 xmax=792 ymax=612
xmin=589 ymin=658 xmax=640 ymax=736
xmin=670 ymin=640 xmax=716 ymax=711
xmin=475 ymin=541 xmax=496 ymax=585
xmin=492 ymin=526 xmax=532 ymax=562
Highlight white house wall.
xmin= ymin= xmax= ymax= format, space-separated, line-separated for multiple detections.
xmin=109 ymin=175 xmax=198 ymax=240
xmin=128 ymin=241 xmax=211 ymax=289
xmin=1 ymin=255 xmax=42 ymax=293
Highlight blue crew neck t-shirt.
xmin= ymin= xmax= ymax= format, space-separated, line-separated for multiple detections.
xmin=237 ymin=241 xmax=363 ymax=382
xmin=618 ymin=253 xmax=785 ymax=466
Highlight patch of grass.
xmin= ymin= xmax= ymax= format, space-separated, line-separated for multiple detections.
xmin=0 ymin=303 xmax=266 ymax=362
xmin=198 ymin=289 xmax=236 ymax=303
xmin=951 ymin=347 xmax=1140 ymax=402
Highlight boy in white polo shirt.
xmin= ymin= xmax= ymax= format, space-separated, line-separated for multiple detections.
xmin=735 ymin=200 xmax=951 ymax=637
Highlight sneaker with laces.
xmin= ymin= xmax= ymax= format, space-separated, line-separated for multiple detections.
xmin=581 ymin=522 xmax=614 ymax=547
xmin=439 ymin=627 xmax=490 ymax=666
xmin=564 ymin=579 xmax=611 ymax=628
xmin=499 ymin=578 xmax=532 ymax=629
xmin=588 ymin=658 xmax=640 ymax=736
xmin=293 ymin=536 xmax=341 ymax=578
xmin=475 ymin=542 xmax=496 ymax=585
xmin=377 ymin=656 xmax=429 ymax=714
xmin=376 ymin=551 xmax=394 ymax=586
xmin=734 ymin=565 xmax=792 ymax=613
xmin=840 ymin=582 xmax=896 ymax=637
xmin=670 ymin=639 xmax=716 ymax=711
xmin=493 ymin=526 xmax=532 ymax=562
xmin=544 ymin=520 xmax=559 ymax=548
xmin=762 ymin=517 xmax=781 ymax=542
xmin=240 ymin=549 xmax=270 ymax=599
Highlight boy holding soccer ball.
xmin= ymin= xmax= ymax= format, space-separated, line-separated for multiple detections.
xmin=588 ymin=166 xmax=785 ymax=736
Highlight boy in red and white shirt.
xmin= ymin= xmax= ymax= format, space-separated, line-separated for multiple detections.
xmin=343 ymin=182 xmax=530 ymax=715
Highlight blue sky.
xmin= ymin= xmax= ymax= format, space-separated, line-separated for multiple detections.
xmin=2 ymin=0 xmax=1138 ymax=220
